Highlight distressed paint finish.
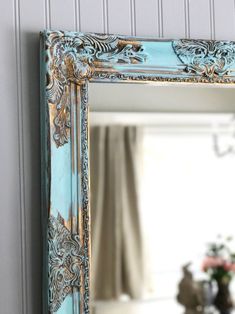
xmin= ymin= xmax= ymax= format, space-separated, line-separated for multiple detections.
xmin=40 ymin=30 xmax=235 ymax=314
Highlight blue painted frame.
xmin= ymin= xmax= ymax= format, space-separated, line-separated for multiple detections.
xmin=40 ymin=30 xmax=235 ymax=314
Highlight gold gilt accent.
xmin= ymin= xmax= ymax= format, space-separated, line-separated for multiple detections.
xmin=172 ymin=39 xmax=235 ymax=79
xmin=45 ymin=31 xmax=147 ymax=147
xmin=48 ymin=214 xmax=83 ymax=312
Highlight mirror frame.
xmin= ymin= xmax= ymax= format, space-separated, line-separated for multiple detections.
xmin=40 ymin=30 xmax=235 ymax=314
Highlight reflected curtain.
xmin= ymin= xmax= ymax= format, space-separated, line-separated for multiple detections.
xmin=90 ymin=125 xmax=143 ymax=300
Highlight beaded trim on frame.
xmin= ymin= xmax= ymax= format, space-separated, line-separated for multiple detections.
xmin=41 ymin=30 xmax=235 ymax=314
xmin=45 ymin=31 xmax=147 ymax=147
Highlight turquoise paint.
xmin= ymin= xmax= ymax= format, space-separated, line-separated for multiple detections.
xmin=51 ymin=141 xmax=72 ymax=221
xmin=140 ymin=41 xmax=180 ymax=67
xmin=57 ymin=294 xmax=73 ymax=313
xmin=41 ymin=30 xmax=235 ymax=314
xmin=56 ymin=292 xmax=80 ymax=313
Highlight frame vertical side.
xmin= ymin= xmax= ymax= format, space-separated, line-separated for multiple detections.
xmin=40 ymin=32 xmax=49 ymax=314
xmin=70 ymin=82 xmax=81 ymax=313
xmin=80 ymin=81 xmax=91 ymax=314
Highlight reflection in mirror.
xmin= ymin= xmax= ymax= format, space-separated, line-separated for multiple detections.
xmin=89 ymin=84 xmax=235 ymax=314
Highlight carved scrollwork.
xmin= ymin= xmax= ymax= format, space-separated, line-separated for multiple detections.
xmin=48 ymin=214 xmax=83 ymax=312
xmin=92 ymin=71 xmax=234 ymax=84
xmin=80 ymin=82 xmax=90 ymax=314
xmin=53 ymin=85 xmax=71 ymax=147
xmin=172 ymin=39 xmax=235 ymax=79
xmin=42 ymin=31 xmax=235 ymax=314
xmin=45 ymin=31 xmax=147 ymax=147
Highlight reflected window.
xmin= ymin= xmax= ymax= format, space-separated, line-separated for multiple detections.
xmin=140 ymin=114 xmax=235 ymax=313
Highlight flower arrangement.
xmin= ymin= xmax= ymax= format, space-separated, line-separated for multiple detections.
xmin=202 ymin=236 xmax=235 ymax=282
xmin=202 ymin=236 xmax=235 ymax=314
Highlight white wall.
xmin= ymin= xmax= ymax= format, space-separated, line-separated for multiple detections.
xmin=1 ymin=1 xmax=235 ymax=313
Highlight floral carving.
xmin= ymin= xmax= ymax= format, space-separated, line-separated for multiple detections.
xmin=42 ymin=31 xmax=235 ymax=314
xmin=172 ymin=39 xmax=235 ymax=79
xmin=45 ymin=31 xmax=147 ymax=147
xmin=48 ymin=214 xmax=83 ymax=312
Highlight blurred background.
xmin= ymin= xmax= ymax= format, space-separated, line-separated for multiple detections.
xmin=89 ymin=84 xmax=235 ymax=314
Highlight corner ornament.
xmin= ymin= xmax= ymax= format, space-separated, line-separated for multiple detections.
xmin=48 ymin=214 xmax=83 ymax=312
xmin=45 ymin=31 xmax=147 ymax=147
xmin=173 ymin=39 xmax=235 ymax=79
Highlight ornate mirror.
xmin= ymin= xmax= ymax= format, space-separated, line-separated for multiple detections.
xmin=40 ymin=31 xmax=235 ymax=314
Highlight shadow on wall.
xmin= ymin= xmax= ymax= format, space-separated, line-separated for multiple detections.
xmin=21 ymin=31 xmax=42 ymax=313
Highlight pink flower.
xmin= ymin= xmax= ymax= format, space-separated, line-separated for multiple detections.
xmin=202 ymin=257 xmax=235 ymax=273
xmin=202 ymin=256 xmax=224 ymax=271
xmin=224 ymin=262 xmax=235 ymax=272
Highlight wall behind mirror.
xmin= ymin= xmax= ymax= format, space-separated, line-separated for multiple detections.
xmin=89 ymin=83 xmax=235 ymax=314
xmin=2 ymin=1 xmax=235 ymax=313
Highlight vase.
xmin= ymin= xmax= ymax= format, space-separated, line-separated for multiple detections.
xmin=214 ymin=278 xmax=233 ymax=314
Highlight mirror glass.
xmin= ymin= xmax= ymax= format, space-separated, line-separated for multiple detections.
xmin=89 ymin=83 xmax=235 ymax=314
